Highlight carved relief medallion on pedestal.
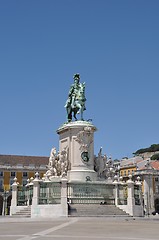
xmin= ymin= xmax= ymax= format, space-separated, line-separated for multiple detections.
xmin=75 ymin=126 xmax=93 ymax=163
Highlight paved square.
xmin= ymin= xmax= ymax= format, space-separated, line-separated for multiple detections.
xmin=0 ymin=217 xmax=158 ymax=240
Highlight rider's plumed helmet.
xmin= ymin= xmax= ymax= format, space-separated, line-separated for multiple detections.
xmin=73 ymin=73 xmax=80 ymax=81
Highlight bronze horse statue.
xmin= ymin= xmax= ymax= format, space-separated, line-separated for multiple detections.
xmin=65 ymin=81 xmax=86 ymax=122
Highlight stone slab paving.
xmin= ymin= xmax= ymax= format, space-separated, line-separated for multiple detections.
xmin=0 ymin=216 xmax=158 ymax=240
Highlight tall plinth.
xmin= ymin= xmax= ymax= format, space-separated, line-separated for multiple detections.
xmin=57 ymin=121 xmax=97 ymax=182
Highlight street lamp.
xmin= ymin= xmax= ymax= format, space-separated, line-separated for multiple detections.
xmin=2 ymin=190 xmax=9 ymax=216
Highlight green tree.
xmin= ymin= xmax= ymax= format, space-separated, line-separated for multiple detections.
xmin=151 ymin=154 xmax=159 ymax=160
xmin=134 ymin=144 xmax=159 ymax=155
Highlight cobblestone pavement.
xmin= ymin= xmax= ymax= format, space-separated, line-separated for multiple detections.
xmin=0 ymin=216 xmax=159 ymax=240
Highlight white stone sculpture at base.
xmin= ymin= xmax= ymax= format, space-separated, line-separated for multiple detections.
xmin=45 ymin=146 xmax=69 ymax=180
xmin=59 ymin=146 xmax=69 ymax=177
xmin=94 ymin=147 xmax=107 ymax=178
xmin=94 ymin=148 xmax=115 ymax=181
xmin=46 ymin=147 xmax=57 ymax=177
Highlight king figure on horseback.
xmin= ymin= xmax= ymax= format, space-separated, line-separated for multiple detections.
xmin=65 ymin=73 xmax=86 ymax=122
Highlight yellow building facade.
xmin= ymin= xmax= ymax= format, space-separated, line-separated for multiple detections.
xmin=0 ymin=154 xmax=49 ymax=215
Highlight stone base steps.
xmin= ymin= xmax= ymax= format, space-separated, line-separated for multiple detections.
xmin=68 ymin=204 xmax=129 ymax=217
xmin=11 ymin=206 xmax=31 ymax=218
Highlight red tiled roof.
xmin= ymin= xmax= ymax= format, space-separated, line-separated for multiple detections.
xmin=151 ymin=161 xmax=159 ymax=170
xmin=120 ymin=156 xmax=143 ymax=167
xmin=0 ymin=154 xmax=49 ymax=167
xmin=137 ymin=160 xmax=159 ymax=170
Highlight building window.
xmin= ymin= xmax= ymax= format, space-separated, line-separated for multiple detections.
xmin=124 ymin=170 xmax=126 ymax=176
xmin=155 ymin=185 xmax=159 ymax=194
xmin=23 ymin=172 xmax=28 ymax=177
xmin=10 ymin=179 xmax=14 ymax=186
xmin=11 ymin=172 xmax=16 ymax=177
xmin=0 ymin=179 xmax=3 ymax=190
xmin=0 ymin=171 xmax=3 ymax=177
xmin=155 ymin=177 xmax=158 ymax=182
xmin=22 ymin=180 xmax=28 ymax=186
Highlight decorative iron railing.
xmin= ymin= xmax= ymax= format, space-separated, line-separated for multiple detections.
xmin=67 ymin=182 xmax=115 ymax=204
xmin=134 ymin=185 xmax=140 ymax=205
xmin=118 ymin=184 xmax=127 ymax=205
xmin=28 ymin=184 xmax=33 ymax=205
xmin=38 ymin=182 xmax=61 ymax=204
xmin=17 ymin=186 xmax=27 ymax=206
xmin=17 ymin=184 xmax=33 ymax=206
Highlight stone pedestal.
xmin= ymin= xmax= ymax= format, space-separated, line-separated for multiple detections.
xmin=127 ymin=178 xmax=135 ymax=216
xmin=57 ymin=121 xmax=97 ymax=182
xmin=143 ymin=173 xmax=155 ymax=214
xmin=10 ymin=179 xmax=18 ymax=215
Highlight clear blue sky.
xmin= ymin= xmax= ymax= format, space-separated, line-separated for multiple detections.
xmin=0 ymin=0 xmax=159 ymax=159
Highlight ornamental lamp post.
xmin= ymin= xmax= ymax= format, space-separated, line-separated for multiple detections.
xmin=2 ymin=188 xmax=9 ymax=216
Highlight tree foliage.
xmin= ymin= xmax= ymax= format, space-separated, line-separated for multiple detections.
xmin=151 ymin=154 xmax=159 ymax=160
xmin=134 ymin=144 xmax=159 ymax=155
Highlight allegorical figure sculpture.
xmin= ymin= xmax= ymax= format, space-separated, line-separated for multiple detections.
xmin=65 ymin=73 xmax=86 ymax=122
xmin=46 ymin=146 xmax=69 ymax=178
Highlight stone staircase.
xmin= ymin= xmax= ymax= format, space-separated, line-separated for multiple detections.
xmin=68 ymin=204 xmax=129 ymax=217
xmin=11 ymin=206 xmax=31 ymax=218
